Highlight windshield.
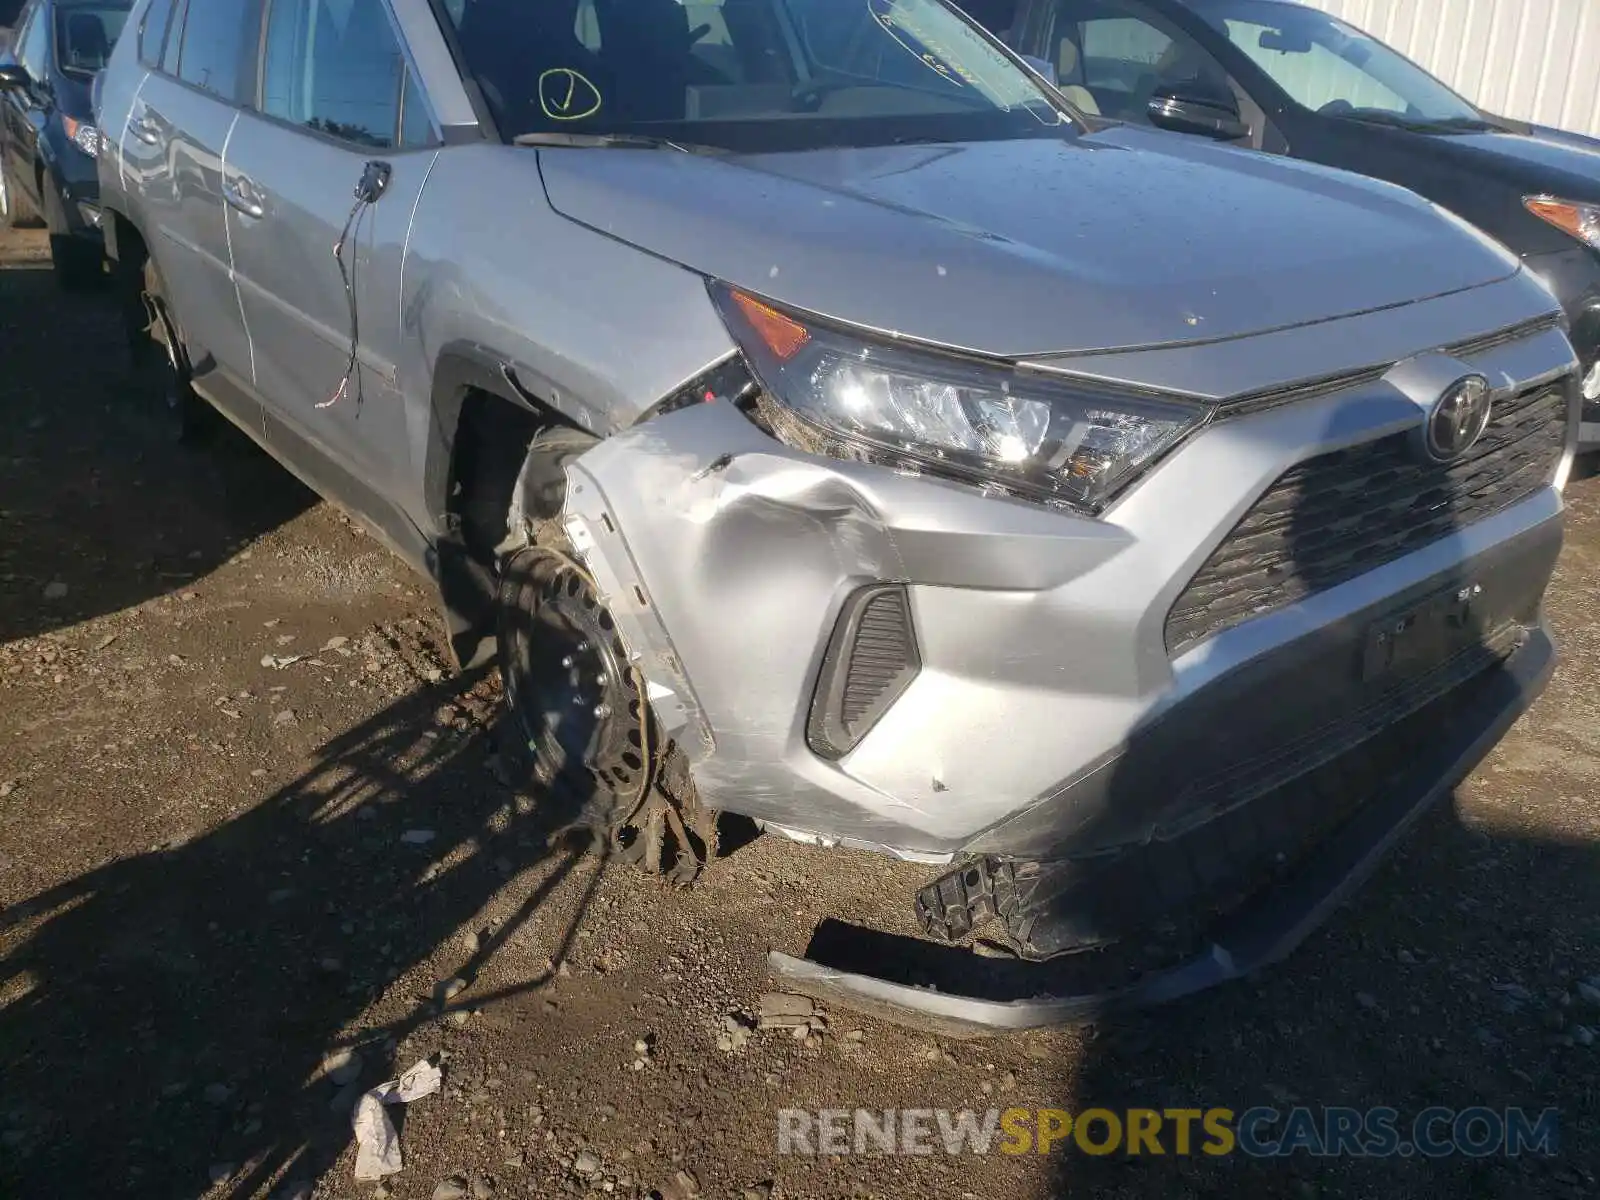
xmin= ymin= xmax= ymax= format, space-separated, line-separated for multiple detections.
xmin=1191 ymin=0 xmax=1482 ymax=125
xmin=436 ymin=0 xmax=1071 ymax=150
xmin=54 ymin=3 xmax=130 ymax=76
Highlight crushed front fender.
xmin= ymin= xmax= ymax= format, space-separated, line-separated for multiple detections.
xmin=559 ymin=397 xmax=1130 ymax=853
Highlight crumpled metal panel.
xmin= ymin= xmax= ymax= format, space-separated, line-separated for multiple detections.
xmin=558 ymin=399 xmax=1131 ymax=850
xmin=555 ymin=308 xmax=1572 ymax=858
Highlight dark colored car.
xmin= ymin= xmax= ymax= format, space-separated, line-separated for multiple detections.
xmin=974 ymin=0 xmax=1600 ymax=449
xmin=0 ymin=0 xmax=130 ymax=287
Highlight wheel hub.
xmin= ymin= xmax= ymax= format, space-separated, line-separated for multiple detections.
xmin=498 ymin=543 xmax=716 ymax=884
xmin=502 ymin=546 xmax=650 ymax=806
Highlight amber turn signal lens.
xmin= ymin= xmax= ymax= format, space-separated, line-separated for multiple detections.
xmin=1524 ymin=196 xmax=1600 ymax=251
xmin=730 ymin=290 xmax=811 ymax=362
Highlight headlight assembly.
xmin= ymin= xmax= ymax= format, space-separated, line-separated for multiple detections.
xmin=63 ymin=116 xmax=102 ymax=159
xmin=1524 ymin=196 xmax=1600 ymax=253
xmin=712 ymin=285 xmax=1207 ymax=512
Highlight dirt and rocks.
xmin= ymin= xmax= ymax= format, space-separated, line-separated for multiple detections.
xmin=3 ymin=225 xmax=1600 ymax=1199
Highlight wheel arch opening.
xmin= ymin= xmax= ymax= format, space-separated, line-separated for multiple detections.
xmin=430 ymin=358 xmax=597 ymax=668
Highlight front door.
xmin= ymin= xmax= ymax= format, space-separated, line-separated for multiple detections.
xmin=1011 ymin=0 xmax=1279 ymax=151
xmin=223 ymin=0 xmax=436 ymax=500
xmin=119 ymin=0 xmax=259 ymax=400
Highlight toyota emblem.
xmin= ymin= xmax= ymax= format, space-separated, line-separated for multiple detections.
xmin=1422 ymin=375 xmax=1492 ymax=463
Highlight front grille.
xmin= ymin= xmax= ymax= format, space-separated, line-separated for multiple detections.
xmin=1166 ymin=383 xmax=1567 ymax=654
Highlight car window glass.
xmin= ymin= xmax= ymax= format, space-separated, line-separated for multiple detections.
xmin=1046 ymin=1 xmax=1231 ymax=122
xmin=1082 ymin=15 xmax=1169 ymax=71
xmin=139 ymin=0 xmax=178 ymax=66
xmin=1220 ymin=17 xmax=1403 ymax=114
xmin=176 ymin=0 xmax=252 ymax=99
xmin=16 ymin=2 xmax=51 ymax=76
xmin=55 ymin=4 xmax=131 ymax=76
xmin=7 ymin=5 xmax=33 ymax=68
xmin=434 ymin=0 xmax=1067 ymax=151
xmin=7 ymin=3 xmax=34 ymax=57
xmin=398 ymin=67 xmax=433 ymax=147
xmin=261 ymin=0 xmax=405 ymax=147
xmin=160 ymin=0 xmax=185 ymax=73
xmin=796 ymin=2 xmax=987 ymax=90
xmin=1192 ymin=1 xmax=1478 ymax=122
xmin=956 ymin=0 xmax=1018 ymax=41
xmin=574 ymin=0 xmax=746 ymax=79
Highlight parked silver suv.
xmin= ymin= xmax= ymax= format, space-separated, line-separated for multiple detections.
xmin=97 ymin=0 xmax=1579 ymax=1029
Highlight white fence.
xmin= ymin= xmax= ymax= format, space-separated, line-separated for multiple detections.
xmin=1300 ymin=0 xmax=1600 ymax=138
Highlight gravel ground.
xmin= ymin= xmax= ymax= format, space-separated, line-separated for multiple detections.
xmin=2 ymin=226 xmax=1600 ymax=1200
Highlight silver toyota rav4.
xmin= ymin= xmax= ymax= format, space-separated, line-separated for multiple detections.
xmin=96 ymin=0 xmax=1578 ymax=1029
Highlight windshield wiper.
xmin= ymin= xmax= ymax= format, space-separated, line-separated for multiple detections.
xmin=1419 ymin=116 xmax=1500 ymax=132
xmin=1335 ymin=109 xmax=1498 ymax=134
xmin=1335 ymin=109 xmax=1436 ymax=132
xmin=512 ymin=131 xmax=724 ymax=154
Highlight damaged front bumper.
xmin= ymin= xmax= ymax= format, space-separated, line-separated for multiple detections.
xmin=560 ymin=327 xmax=1571 ymax=856
xmin=769 ymin=625 xmax=1553 ymax=1034
xmin=557 ymin=308 xmax=1574 ymax=1031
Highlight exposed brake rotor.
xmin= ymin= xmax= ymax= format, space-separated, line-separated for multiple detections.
xmin=498 ymin=543 xmax=715 ymax=884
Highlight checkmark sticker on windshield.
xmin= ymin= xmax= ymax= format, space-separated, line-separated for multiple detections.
xmin=538 ymin=69 xmax=603 ymax=121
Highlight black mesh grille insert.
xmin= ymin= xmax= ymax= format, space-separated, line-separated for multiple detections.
xmin=841 ymin=591 xmax=915 ymax=729
xmin=807 ymin=585 xmax=920 ymax=760
xmin=1166 ymin=383 xmax=1567 ymax=654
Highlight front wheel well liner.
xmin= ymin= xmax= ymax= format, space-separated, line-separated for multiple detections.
xmin=428 ymin=350 xmax=597 ymax=667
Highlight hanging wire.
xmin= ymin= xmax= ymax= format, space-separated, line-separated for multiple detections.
xmin=317 ymin=192 xmax=373 ymax=410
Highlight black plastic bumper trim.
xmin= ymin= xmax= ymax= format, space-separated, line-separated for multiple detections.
xmin=768 ymin=626 xmax=1554 ymax=1036
xmin=806 ymin=583 xmax=920 ymax=761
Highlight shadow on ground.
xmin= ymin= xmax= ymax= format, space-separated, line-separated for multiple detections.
xmin=1034 ymin=802 xmax=1600 ymax=1198
xmin=0 ymin=261 xmax=315 ymax=644
xmin=0 ymin=662 xmax=609 ymax=1198
xmin=0 ymin=246 xmax=610 ymax=1197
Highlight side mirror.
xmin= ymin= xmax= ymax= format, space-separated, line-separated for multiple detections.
xmin=1148 ymin=85 xmax=1250 ymax=141
xmin=1018 ymin=54 xmax=1059 ymax=87
xmin=0 ymin=63 xmax=30 ymax=92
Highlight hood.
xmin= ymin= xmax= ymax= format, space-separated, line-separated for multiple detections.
xmin=1404 ymin=122 xmax=1600 ymax=198
xmin=537 ymin=125 xmax=1520 ymax=358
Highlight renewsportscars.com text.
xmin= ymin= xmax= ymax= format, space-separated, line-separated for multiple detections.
xmin=777 ymin=1106 xmax=1559 ymax=1159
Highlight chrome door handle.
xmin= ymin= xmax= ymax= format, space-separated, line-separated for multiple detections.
xmin=129 ymin=106 xmax=161 ymax=145
xmin=223 ymin=176 xmax=264 ymax=219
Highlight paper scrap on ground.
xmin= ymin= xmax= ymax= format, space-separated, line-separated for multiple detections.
xmin=351 ymin=1059 xmax=443 ymax=1180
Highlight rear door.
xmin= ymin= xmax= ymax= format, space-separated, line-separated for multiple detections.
xmin=118 ymin=0 xmax=258 ymax=403
xmin=223 ymin=0 xmax=438 ymax=499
